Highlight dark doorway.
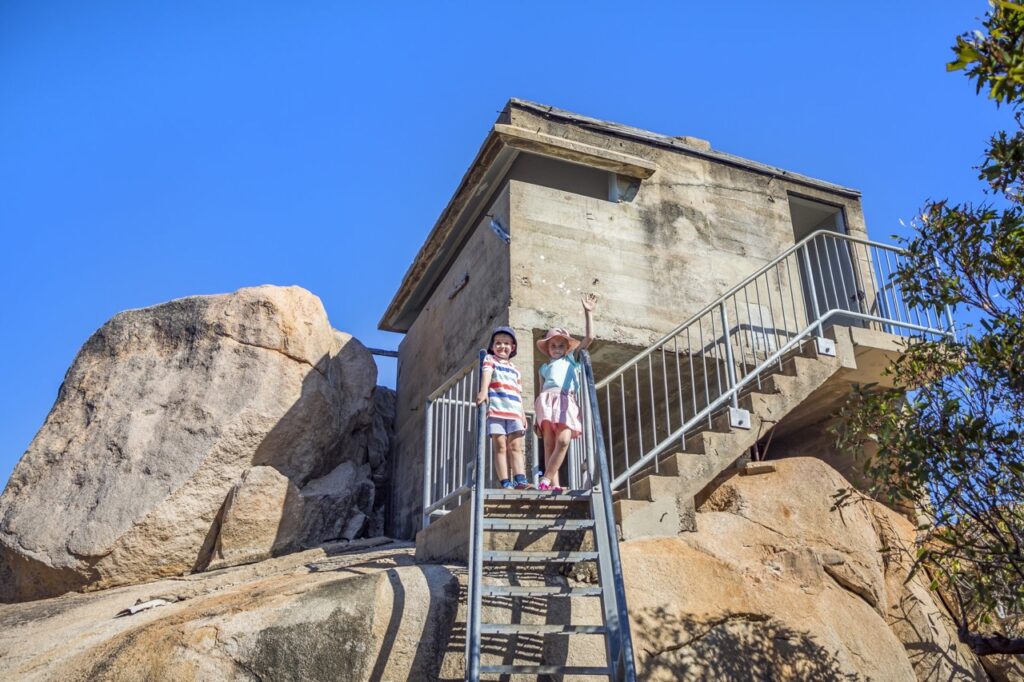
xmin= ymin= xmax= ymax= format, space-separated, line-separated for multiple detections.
xmin=788 ymin=195 xmax=864 ymax=329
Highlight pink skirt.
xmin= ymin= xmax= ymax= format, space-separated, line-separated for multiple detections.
xmin=534 ymin=388 xmax=583 ymax=439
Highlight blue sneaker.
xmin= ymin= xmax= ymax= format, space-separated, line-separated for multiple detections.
xmin=500 ymin=479 xmax=514 ymax=489
xmin=513 ymin=474 xmax=532 ymax=490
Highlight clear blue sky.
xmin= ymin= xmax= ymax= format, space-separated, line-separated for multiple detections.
xmin=0 ymin=2 xmax=1008 ymax=487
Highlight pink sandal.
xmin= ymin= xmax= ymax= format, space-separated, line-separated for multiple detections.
xmin=537 ymin=478 xmax=564 ymax=493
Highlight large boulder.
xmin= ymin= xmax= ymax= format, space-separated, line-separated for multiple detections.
xmin=0 ymin=459 xmax=993 ymax=681
xmin=0 ymin=286 xmax=378 ymax=602
xmin=0 ymin=543 xmax=458 ymax=682
xmin=619 ymin=457 xmax=988 ymax=681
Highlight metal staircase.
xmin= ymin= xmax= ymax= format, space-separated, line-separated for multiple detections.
xmin=463 ymin=350 xmax=635 ymax=680
xmin=419 ymin=229 xmax=954 ymax=681
xmin=592 ymin=229 xmax=954 ymax=518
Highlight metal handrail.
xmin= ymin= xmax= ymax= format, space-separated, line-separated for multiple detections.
xmin=607 ymin=308 xmax=910 ymax=489
xmin=595 ymin=228 xmax=953 ymax=390
xmin=422 ymin=405 xmax=543 ymax=527
xmin=466 ymin=351 xmax=487 ymax=681
xmin=581 ymin=350 xmax=637 ymax=681
xmin=427 ymin=357 xmax=479 ymax=402
xmin=422 ymin=354 xmax=525 ymax=529
xmin=591 ymin=230 xmax=955 ymax=497
xmin=421 ymin=358 xmax=479 ymax=530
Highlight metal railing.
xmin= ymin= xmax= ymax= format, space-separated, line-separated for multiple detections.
xmin=581 ymin=349 xmax=637 ymax=681
xmin=593 ymin=229 xmax=955 ymax=496
xmin=466 ymin=352 xmax=486 ymax=681
xmin=421 ymin=358 xmax=479 ymax=529
xmin=421 ymin=355 xmax=597 ymax=528
xmin=461 ymin=349 xmax=636 ymax=681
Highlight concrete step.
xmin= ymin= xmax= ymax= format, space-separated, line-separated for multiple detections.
xmin=613 ymin=494 xmax=684 ymax=539
xmin=682 ymin=427 xmax=758 ymax=457
xmin=763 ymin=371 xmax=798 ymax=395
xmin=612 ymin=350 xmax=844 ymax=539
xmin=618 ymin=470 xmax=681 ymax=502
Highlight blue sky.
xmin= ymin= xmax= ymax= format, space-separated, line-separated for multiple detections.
xmin=0 ymin=2 xmax=1008 ymax=487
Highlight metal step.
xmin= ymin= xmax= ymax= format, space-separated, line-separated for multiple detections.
xmin=482 ymin=550 xmax=599 ymax=564
xmin=481 ymin=664 xmax=611 ymax=676
xmin=481 ymin=585 xmax=603 ymax=598
xmin=480 ymin=623 xmax=608 ymax=635
xmin=485 ymin=490 xmax=590 ymax=502
xmin=482 ymin=518 xmax=595 ymax=531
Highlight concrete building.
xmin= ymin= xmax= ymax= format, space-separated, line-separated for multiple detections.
xmin=381 ymin=99 xmax=887 ymax=540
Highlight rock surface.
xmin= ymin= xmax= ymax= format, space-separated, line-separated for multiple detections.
xmin=0 ymin=286 xmax=379 ymax=602
xmin=0 ymin=456 xmax=995 ymax=679
xmin=621 ymin=457 xmax=988 ymax=681
xmin=0 ymin=542 xmax=458 ymax=682
xmin=0 ymin=458 xmax=992 ymax=681
xmin=206 ymin=466 xmax=304 ymax=571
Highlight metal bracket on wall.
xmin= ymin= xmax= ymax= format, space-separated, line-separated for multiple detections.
xmin=729 ymin=407 xmax=751 ymax=430
xmin=815 ymin=337 xmax=837 ymax=357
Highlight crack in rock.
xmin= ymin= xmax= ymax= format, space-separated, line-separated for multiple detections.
xmin=215 ymin=333 xmax=328 ymax=379
xmin=822 ymin=562 xmax=879 ymax=610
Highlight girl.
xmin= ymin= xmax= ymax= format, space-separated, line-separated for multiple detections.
xmin=475 ymin=326 xmax=531 ymax=489
xmin=534 ymin=294 xmax=597 ymax=492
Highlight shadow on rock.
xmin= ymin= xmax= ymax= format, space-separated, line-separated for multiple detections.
xmin=636 ymin=606 xmax=862 ymax=681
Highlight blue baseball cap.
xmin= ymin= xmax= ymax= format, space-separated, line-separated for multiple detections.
xmin=488 ymin=326 xmax=518 ymax=357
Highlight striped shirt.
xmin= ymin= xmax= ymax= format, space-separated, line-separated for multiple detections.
xmin=483 ymin=355 xmax=524 ymax=421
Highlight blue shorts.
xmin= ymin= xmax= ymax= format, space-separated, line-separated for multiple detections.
xmin=487 ymin=417 xmax=526 ymax=436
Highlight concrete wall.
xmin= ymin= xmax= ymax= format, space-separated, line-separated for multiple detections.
xmin=505 ymin=105 xmax=869 ymax=395
xmin=388 ymin=188 xmax=512 ymax=539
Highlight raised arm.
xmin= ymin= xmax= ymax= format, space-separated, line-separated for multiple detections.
xmin=579 ymin=292 xmax=598 ymax=351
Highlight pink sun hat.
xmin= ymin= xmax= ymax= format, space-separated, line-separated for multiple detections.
xmin=536 ymin=327 xmax=581 ymax=357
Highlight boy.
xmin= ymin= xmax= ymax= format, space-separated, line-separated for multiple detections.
xmin=475 ymin=326 xmax=531 ymax=489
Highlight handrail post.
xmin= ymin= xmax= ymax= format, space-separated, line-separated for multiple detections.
xmin=718 ymin=303 xmax=750 ymax=429
xmin=466 ymin=350 xmax=487 ymax=681
xmin=718 ymin=302 xmax=739 ymax=409
xmin=422 ymin=400 xmax=434 ymax=530
xmin=529 ymin=413 xmax=540 ymax=486
xmin=934 ymin=256 xmax=957 ymax=340
xmin=801 ymin=238 xmax=824 ymax=338
xmin=581 ymin=350 xmax=637 ymax=681
xmin=583 ymin=371 xmax=596 ymax=489
xmin=943 ymin=303 xmax=957 ymax=341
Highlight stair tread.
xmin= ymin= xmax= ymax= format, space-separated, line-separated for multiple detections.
xmin=486 ymin=490 xmax=590 ymax=502
xmin=480 ymin=664 xmax=611 ymax=675
xmin=480 ymin=623 xmax=608 ymax=634
xmin=483 ymin=550 xmax=599 ymax=563
xmin=481 ymin=585 xmax=603 ymax=597
xmin=482 ymin=518 xmax=595 ymax=531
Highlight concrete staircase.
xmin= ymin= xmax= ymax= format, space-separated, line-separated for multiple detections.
xmin=613 ymin=340 xmax=843 ymax=538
